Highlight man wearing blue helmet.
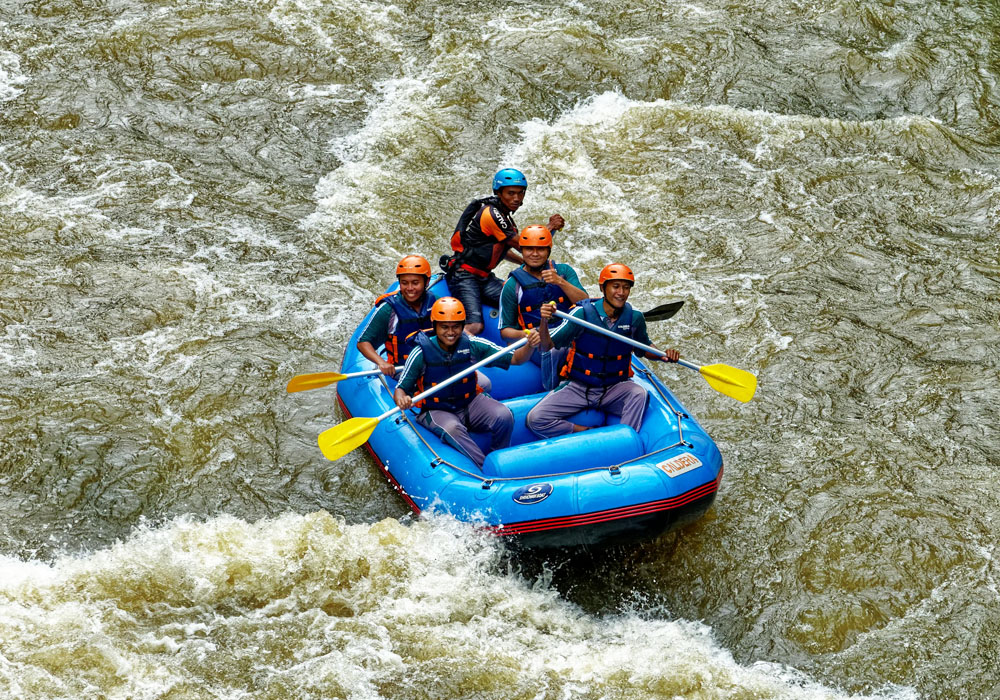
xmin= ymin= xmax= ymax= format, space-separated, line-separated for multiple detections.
xmin=440 ymin=168 xmax=565 ymax=335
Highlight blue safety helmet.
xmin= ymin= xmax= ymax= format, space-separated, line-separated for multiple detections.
xmin=492 ymin=168 xmax=528 ymax=193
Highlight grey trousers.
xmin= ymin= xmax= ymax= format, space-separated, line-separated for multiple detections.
xmin=417 ymin=393 xmax=513 ymax=467
xmin=526 ymin=379 xmax=648 ymax=438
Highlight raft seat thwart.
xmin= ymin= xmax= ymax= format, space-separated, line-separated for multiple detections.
xmin=481 ymin=424 xmax=644 ymax=479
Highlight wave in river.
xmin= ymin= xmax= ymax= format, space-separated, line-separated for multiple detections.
xmin=0 ymin=512 xmax=916 ymax=699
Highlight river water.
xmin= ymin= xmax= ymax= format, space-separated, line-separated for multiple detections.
xmin=2 ymin=0 xmax=998 ymax=697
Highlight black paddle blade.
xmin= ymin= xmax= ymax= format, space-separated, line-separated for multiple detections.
xmin=643 ymin=300 xmax=684 ymax=322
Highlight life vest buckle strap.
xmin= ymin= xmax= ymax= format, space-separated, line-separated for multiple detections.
xmin=459 ymin=263 xmax=489 ymax=278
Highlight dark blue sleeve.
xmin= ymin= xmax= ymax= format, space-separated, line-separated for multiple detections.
xmin=631 ymin=311 xmax=652 ymax=355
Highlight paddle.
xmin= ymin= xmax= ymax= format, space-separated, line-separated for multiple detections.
xmin=317 ymin=336 xmax=531 ymax=461
xmin=286 ymin=367 xmax=403 ymax=393
xmin=642 ymin=300 xmax=684 ymax=323
xmin=552 ymin=309 xmax=757 ymax=403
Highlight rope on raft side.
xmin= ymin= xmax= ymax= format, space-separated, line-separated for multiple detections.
xmin=375 ymin=369 xmax=691 ymax=484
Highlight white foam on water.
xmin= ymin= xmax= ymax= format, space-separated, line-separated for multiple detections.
xmin=269 ymin=0 xmax=405 ymax=54
xmin=286 ymin=82 xmax=354 ymax=100
xmin=0 ymin=513 xmax=916 ymax=700
xmin=0 ymin=325 xmax=41 ymax=374
xmin=299 ymin=272 xmax=377 ymax=338
xmin=508 ymin=91 xmax=951 ymax=172
xmin=307 ymin=76 xmax=453 ymax=238
xmin=500 ymin=91 xmax=939 ymax=360
xmin=498 ymin=93 xmax=716 ymax=291
xmin=0 ymin=162 xmax=118 ymax=232
xmin=0 ymin=49 xmax=28 ymax=104
xmin=484 ymin=14 xmax=603 ymax=39
xmin=1 ymin=157 xmax=195 ymax=247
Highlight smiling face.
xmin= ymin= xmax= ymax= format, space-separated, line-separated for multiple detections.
xmin=397 ymin=274 xmax=427 ymax=305
xmin=497 ymin=186 xmax=525 ymax=212
xmin=602 ymin=279 xmax=633 ymax=312
xmin=521 ymin=245 xmax=550 ymax=271
xmin=434 ymin=320 xmax=466 ymax=350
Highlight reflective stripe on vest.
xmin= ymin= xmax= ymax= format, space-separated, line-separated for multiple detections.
xmin=561 ymin=299 xmax=636 ymax=388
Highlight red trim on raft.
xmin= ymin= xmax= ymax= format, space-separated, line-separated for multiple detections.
xmin=337 ymin=395 xmax=422 ymax=515
xmin=335 ymin=395 xmax=721 ymax=538
xmin=490 ymin=471 xmax=722 ymax=536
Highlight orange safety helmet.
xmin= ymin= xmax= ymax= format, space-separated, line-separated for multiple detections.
xmin=430 ymin=297 xmax=467 ymax=323
xmin=518 ymin=225 xmax=553 ymax=248
xmin=396 ymin=255 xmax=432 ymax=279
xmin=598 ymin=263 xmax=635 ymax=288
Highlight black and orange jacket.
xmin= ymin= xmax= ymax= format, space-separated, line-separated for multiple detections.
xmin=444 ymin=196 xmax=518 ymax=277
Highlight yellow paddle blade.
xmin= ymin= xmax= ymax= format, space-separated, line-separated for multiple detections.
xmin=318 ymin=417 xmax=380 ymax=461
xmin=698 ymin=363 xmax=758 ymax=403
xmin=286 ymin=372 xmax=347 ymax=393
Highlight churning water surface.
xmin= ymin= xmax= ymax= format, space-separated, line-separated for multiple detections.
xmin=2 ymin=0 xmax=999 ymax=697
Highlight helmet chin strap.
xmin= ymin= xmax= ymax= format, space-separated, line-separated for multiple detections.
xmin=524 ymin=259 xmax=549 ymax=274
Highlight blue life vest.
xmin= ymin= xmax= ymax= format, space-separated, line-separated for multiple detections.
xmin=508 ymin=265 xmax=570 ymax=330
xmin=414 ymin=332 xmax=481 ymax=412
xmin=561 ymin=299 xmax=638 ymax=388
xmin=374 ymin=292 xmax=435 ymax=365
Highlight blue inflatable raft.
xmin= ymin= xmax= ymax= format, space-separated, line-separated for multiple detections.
xmin=335 ymin=280 xmax=724 ymax=548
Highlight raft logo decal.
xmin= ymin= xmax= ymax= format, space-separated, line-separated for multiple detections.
xmin=513 ymin=483 xmax=552 ymax=505
xmin=656 ymin=452 xmax=703 ymax=478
